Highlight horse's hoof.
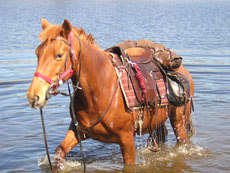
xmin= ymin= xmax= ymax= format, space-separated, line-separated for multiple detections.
xmin=147 ymin=140 xmax=160 ymax=152
xmin=54 ymin=155 xmax=65 ymax=171
xmin=148 ymin=146 xmax=160 ymax=152
xmin=54 ymin=145 xmax=67 ymax=171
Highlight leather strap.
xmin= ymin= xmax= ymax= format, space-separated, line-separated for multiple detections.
xmin=60 ymin=67 xmax=73 ymax=81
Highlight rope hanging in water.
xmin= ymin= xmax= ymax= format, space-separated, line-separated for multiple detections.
xmin=40 ymin=108 xmax=53 ymax=172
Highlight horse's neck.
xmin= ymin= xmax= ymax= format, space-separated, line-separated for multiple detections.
xmin=73 ymin=40 xmax=117 ymax=110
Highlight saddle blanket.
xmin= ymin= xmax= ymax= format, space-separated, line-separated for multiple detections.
xmin=116 ymin=67 xmax=137 ymax=108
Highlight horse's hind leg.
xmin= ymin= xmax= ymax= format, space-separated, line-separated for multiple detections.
xmin=185 ymin=100 xmax=195 ymax=135
xmin=154 ymin=123 xmax=168 ymax=143
xmin=169 ymin=106 xmax=187 ymax=143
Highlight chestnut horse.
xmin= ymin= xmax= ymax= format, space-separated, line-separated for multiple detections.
xmin=27 ymin=18 xmax=194 ymax=165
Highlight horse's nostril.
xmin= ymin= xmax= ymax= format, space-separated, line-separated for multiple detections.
xmin=34 ymin=95 xmax=40 ymax=105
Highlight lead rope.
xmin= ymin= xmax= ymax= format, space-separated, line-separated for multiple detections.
xmin=67 ymin=80 xmax=86 ymax=173
xmin=39 ymin=108 xmax=53 ymax=172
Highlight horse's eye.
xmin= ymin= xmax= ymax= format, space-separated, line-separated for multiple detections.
xmin=56 ymin=53 xmax=64 ymax=60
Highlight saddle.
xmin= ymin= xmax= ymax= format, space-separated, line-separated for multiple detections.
xmin=107 ymin=46 xmax=168 ymax=109
xmin=106 ymin=40 xmax=189 ymax=109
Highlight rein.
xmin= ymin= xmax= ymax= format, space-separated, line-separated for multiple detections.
xmin=40 ymin=108 xmax=53 ymax=172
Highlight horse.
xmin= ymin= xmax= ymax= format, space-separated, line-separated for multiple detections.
xmin=27 ymin=18 xmax=194 ymax=166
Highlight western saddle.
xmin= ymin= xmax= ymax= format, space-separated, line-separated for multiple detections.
xmin=106 ymin=39 xmax=187 ymax=108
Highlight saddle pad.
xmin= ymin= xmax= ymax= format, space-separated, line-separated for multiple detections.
xmin=112 ymin=54 xmax=141 ymax=109
xmin=116 ymin=68 xmax=138 ymax=108
xmin=156 ymin=79 xmax=168 ymax=105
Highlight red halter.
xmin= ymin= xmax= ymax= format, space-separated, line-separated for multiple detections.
xmin=34 ymin=32 xmax=77 ymax=96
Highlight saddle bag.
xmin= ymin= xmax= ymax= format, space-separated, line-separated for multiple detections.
xmin=154 ymin=49 xmax=182 ymax=71
xmin=166 ymin=72 xmax=190 ymax=106
xmin=136 ymin=39 xmax=183 ymax=71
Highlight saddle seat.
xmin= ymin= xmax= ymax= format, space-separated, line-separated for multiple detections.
xmin=125 ymin=47 xmax=153 ymax=63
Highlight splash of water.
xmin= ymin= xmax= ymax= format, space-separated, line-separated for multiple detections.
xmin=136 ymin=142 xmax=211 ymax=165
xmin=38 ymin=155 xmax=82 ymax=171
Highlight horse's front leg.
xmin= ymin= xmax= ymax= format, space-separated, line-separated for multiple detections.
xmin=119 ymin=131 xmax=135 ymax=164
xmin=55 ymin=121 xmax=87 ymax=169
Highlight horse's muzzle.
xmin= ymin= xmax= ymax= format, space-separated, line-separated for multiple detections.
xmin=27 ymin=93 xmax=47 ymax=109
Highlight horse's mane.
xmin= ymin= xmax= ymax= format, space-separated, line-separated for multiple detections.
xmin=39 ymin=25 xmax=95 ymax=45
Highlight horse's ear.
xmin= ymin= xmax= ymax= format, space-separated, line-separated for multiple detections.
xmin=61 ymin=19 xmax=72 ymax=39
xmin=41 ymin=18 xmax=50 ymax=30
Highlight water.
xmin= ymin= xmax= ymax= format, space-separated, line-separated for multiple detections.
xmin=0 ymin=0 xmax=230 ymax=172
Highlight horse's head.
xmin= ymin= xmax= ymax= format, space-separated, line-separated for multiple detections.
xmin=27 ymin=18 xmax=78 ymax=109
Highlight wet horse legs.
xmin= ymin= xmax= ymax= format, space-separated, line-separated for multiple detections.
xmin=55 ymin=121 xmax=84 ymax=168
xmin=55 ymin=122 xmax=136 ymax=165
xmin=169 ymin=106 xmax=187 ymax=143
xmin=119 ymin=131 xmax=135 ymax=164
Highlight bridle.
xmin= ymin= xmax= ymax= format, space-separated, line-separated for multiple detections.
xmin=34 ymin=32 xmax=81 ymax=98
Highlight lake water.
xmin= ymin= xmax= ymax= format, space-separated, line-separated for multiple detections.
xmin=0 ymin=0 xmax=230 ymax=172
